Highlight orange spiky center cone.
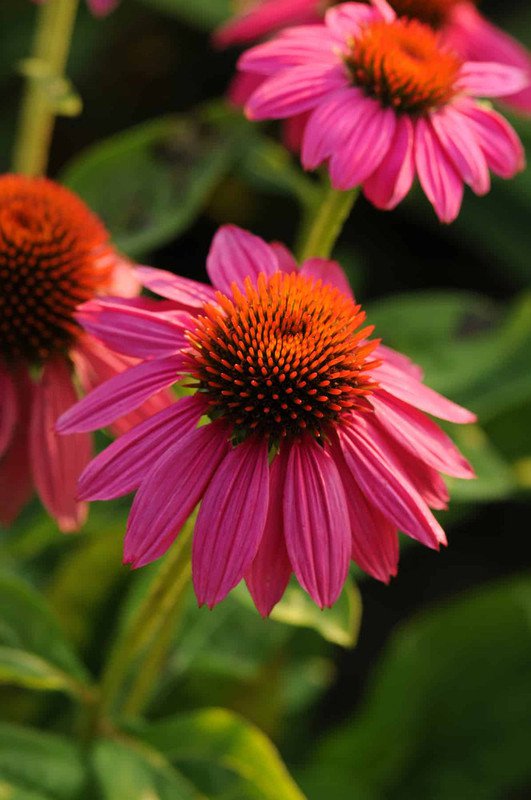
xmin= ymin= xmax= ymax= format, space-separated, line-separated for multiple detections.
xmin=0 ymin=175 xmax=113 ymax=367
xmin=186 ymin=271 xmax=380 ymax=443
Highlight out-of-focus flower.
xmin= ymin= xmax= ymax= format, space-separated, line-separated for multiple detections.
xmin=0 ymin=175 xmax=168 ymax=531
xmin=239 ymin=1 xmax=527 ymax=223
xmin=58 ymin=225 xmax=476 ymax=614
xmin=216 ymin=0 xmax=531 ymax=113
xmin=33 ymin=0 xmax=119 ymax=18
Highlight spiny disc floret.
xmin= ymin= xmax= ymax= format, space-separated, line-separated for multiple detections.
xmin=186 ymin=271 xmax=379 ymax=442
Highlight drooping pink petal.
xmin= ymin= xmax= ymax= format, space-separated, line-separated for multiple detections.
xmin=57 ymin=354 xmax=182 ymax=434
xmin=302 ymin=87 xmax=364 ymax=171
xmin=0 ymin=371 xmax=33 ymax=526
xmin=125 ymin=421 xmax=231 ymax=568
xmin=456 ymin=100 xmax=525 ymax=178
xmin=136 ymin=266 xmax=216 ymax=309
xmin=228 ymin=71 xmax=265 ymax=108
xmin=375 ymin=344 xmax=423 ymax=380
xmin=373 ymin=361 xmax=476 ymax=423
xmin=87 ymin=0 xmax=119 ymax=16
xmin=300 ymin=257 xmax=354 ymax=298
xmin=246 ymin=64 xmax=347 ymax=120
xmin=214 ymin=0 xmax=318 ymax=48
xmin=283 ymin=111 xmax=309 ymax=153
xmin=206 ymin=224 xmax=280 ymax=294
xmin=371 ymin=391 xmax=475 ymax=479
xmin=456 ymin=62 xmax=529 ymax=99
xmin=330 ymin=436 xmax=398 ymax=583
xmin=363 ymin=115 xmax=415 ymax=210
xmin=339 ymin=414 xmax=447 ymax=549
xmin=237 ymin=24 xmax=337 ymax=75
xmin=269 ymin=241 xmax=297 ymax=271
xmin=245 ymin=448 xmax=292 ymax=616
xmin=76 ymin=298 xmax=190 ymax=360
xmin=430 ymin=107 xmax=490 ymax=195
xmin=414 ymin=117 xmax=464 ymax=223
xmin=193 ymin=437 xmax=270 ymax=608
xmin=78 ymin=395 xmax=206 ymax=501
xmin=30 ymin=358 xmax=91 ymax=532
xmin=325 ymin=2 xmax=387 ymax=42
xmin=0 ymin=366 xmax=17 ymax=457
xmin=283 ymin=435 xmax=351 ymax=608
xmin=329 ymin=98 xmax=396 ymax=190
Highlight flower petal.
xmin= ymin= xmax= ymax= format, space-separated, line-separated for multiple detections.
xmin=193 ymin=437 xmax=270 ymax=608
xmin=456 ymin=101 xmax=525 ymax=179
xmin=299 ymin=257 xmax=353 ymax=298
xmin=456 ymin=61 xmax=529 ymax=98
xmin=301 ymin=87 xmax=362 ymax=171
xmin=245 ymin=448 xmax=292 ymax=617
xmin=0 ymin=371 xmax=33 ymax=526
xmin=283 ymin=435 xmax=351 ymax=608
xmin=363 ymin=114 xmax=415 ymax=210
xmin=0 ymin=366 xmax=17 ymax=457
xmin=125 ymin=421 xmax=231 ymax=568
xmin=430 ymin=107 xmax=490 ymax=195
xmin=57 ymin=354 xmax=183 ymax=434
xmin=136 ymin=266 xmax=215 ymax=309
xmin=215 ymin=0 xmax=320 ymax=49
xmin=246 ymin=64 xmax=346 ymax=120
xmin=237 ymin=24 xmax=336 ymax=74
xmin=414 ymin=117 xmax=464 ymax=224
xmin=78 ymin=395 xmax=206 ymax=501
xmin=206 ymin=225 xmax=280 ymax=294
xmin=325 ymin=2 xmax=387 ymax=41
xmin=30 ymin=359 xmax=91 ymax=532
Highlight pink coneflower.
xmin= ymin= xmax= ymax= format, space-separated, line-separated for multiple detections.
xmin=32 ymin=0 xmax=119 ymax=17
xmin=58 ymin=225 xmax=476 ymax=614
xmin=0 ymin=175 xmax=168 ymax=531
xmin=216 ymin=0 xmax=531 ymax=114
xmin=238 ymin=1 xmax=527 ymax=223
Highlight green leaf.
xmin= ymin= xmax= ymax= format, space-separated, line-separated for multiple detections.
xmin=0 ymin=647 xmax=90 ymax=700
xmin=301 ymin=574 xmax=531 ymax=800
xmin=445 ymin=425 xmax=517 ymax=502
xmin=0 ymin=571 xmax=89 ymax=685
xmin=233 ymin=580 xmax=362 ymax=648
xmin=136 ymin=0 xmax=231 ymax=29
xmin=140 ymin=708 xmax=306 ymax=800
xmin=0 ymin=723 xmax=85 ymax=800
xmin=60 ymin=108 xmax=242 ymax=258
xmin=91 ymin=738 xmax=199 ymax=800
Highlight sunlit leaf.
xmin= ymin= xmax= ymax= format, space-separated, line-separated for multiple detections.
xmin=0 ymin=647 xmax=91 ymax=700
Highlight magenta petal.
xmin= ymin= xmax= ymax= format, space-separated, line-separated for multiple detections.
xmin=78 ymin=395 xmax=206 ymax=501
xmin=193 ymin=437 xmax=270 ymax=608
xmin=237 ymin=24 xmax=337 ymax=74
xmin=87 ymin=0 xmax=119 ymax=16
xmin=415 ymin=117 xmax=464 ymax=223
xmin=269 ymin=241 xmax=297 ymax=271
xmin=430 ymin=107 xmax=490 ymax=195
xmin=125 ymin=421 xmax=231 ymax=568
xmin=301 ymin=88 xmax=359 ymax=170
xmin=330 ymin=436 xmax=398 ymax=583
xmin=339 ymin=414 xmax=447 ymax=549
xmin=245 ymin=449 xmax=292 ymax=616
xmin=375 ymin=344 xmax=423 ymax=380
xmin=456 ymin=61 xmax=529 ymax=98
xmin=246 ymin=64 xmax=346 ymax=120
xmin=76 ymin=298 xmax=190 ymax=359
xmin=0 ymin=371 xmax=33 ymax=526
xmin=363 ymin=114 xmax=415 ymax=210
xmin=299 ymin=257 xmax=353 ymax=298
xmin=0 ymin=366 xmax=17 ymax=458
xmin=215 ymin=0 xmax=319 ymax=49
xmin=136 ymin=266 xmax=216 ymax=309
xmin=372 ymin=391 xmax=475 ymax=479
xmin=30 ymin=359 xmax=91 ymax=532
xmin=57 ymin=354 xmax=182 ymax=434
xmin=207 ymin=225 xmax=280 ymax=294
xmin=325 ymin=3 xmax=385 ymax=42
xmin=457 ymin=101 xmax=525 ymax=178
xmin=283 ymin=436 xmax=351 ymax=608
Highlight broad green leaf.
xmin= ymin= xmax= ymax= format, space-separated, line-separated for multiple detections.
xmin=233 ymin=580 xmax=362 ymax=648
xmin=136 ymin=0 xmax=231 ymax=28
xmin=0 ymin=723 xmax=85 ymax=800
xmin=60 ymin=109 xmax=242 ymax=258
xmin=91 ymin=738 xmax=199 ymax=800
xmin=0 ymin=647 xmax=90 ymax=700
xmin=0 ymin=571 xmax=89 ymax=684
xmin=140 ymin=708 xmax=306 ymax=800
xmin=300 ymin=574 xmax=531 ymax=800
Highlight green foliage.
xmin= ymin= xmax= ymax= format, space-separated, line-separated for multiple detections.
xmin=136 ymin=0 xmax=231 ymax=28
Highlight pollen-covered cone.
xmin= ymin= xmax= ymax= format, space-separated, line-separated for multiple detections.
xmin=216 ymin=0 xmax=531 ymax=114
xmin=58 ymin=225 xmax=476 ymax=614
xmin=0 ymin=175 xmax=169 ymax=532
xmin=238 ymin=1 xmax=527 ymax=223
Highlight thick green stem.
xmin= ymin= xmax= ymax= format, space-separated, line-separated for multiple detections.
xmin=98 ymin=524 xmax=193 ymax=722
xmin=296 ymin=183 xmax=359 ymax=263
xmin=12 ymin=0 xmax=79 ymax=176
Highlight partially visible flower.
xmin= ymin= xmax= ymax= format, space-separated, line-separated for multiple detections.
xmin=0 ymin=175 xmax=168 ymax=531
xmin=238 ymin=1 xmax=527 ymax=223
xmin=33 ymin=0 xmax=119 ymax=18
xmin=216 ymin=0 xmax=531 ymax=114
xmin=58 ymin=225 xmax=475 ymax=614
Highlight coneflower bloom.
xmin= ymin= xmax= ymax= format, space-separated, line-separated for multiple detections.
xmin=216 ymin=0 xmax=531 ymax=114
xmin=58 ymin=225 xmax=476 ymax=614
xmin=33 ymin=0 xmax=119 ymax=17
xmin=238 ymin=1 xmax=527 ymax=223
xmin=0 ymin=175 xmax=168 ymax=531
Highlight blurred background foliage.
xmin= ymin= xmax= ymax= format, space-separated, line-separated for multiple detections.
xmin=0 ymin=0 xmax=531 ymax=798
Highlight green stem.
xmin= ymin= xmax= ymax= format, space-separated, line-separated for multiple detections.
xmin=12 ymin=0 xmax=79 ymax=176
xmin=296 ymin=182 xmax=359 ymax=263
xmin=98 ymin=524 xmax=193 ymax=722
